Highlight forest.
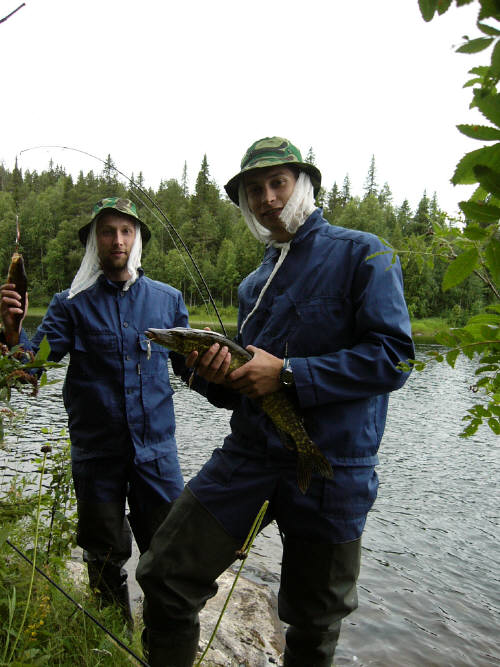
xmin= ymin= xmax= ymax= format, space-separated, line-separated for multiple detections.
xmin=0 ymin=152 xmax=491 ymax=326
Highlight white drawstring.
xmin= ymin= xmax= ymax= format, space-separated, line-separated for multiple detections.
xmin=239 ymin=241 xmax=291 ymax=334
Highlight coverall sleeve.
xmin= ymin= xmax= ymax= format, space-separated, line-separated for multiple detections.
xmin=21 ymin=294 xmax=72 ymax=362
xmin=292 ymin=248 xmax=415 ymax=409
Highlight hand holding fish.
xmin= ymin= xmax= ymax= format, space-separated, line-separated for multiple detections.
xmin=0 ymin=282 xmax=28 ymax=347
xmin=189 ymin=342 xmax=233 ymax=385
xmin=146 ymin=327 xmax=334 ymax=493
xmin=185 ymin=330 xmax=282 ymax=398
xmin=228 ymin=346 xmax=282 ymax=399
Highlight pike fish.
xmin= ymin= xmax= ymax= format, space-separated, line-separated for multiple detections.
xmin=7 ymin=216 xmax=27 ymax=331
xmin=146 ymin=327 xmax=333 ymax=494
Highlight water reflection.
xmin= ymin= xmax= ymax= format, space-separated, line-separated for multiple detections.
xmin=1 ymin=344 xmax=498 ymax=666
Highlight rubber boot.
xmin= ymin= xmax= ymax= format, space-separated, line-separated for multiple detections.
xmin=127 ymin=501 xmax=171 ymax=555
xmin=87 ymin=560 xmax=134 ymax=631
xmin=137 ymin=487 xmax=243 ymax=665
xmin=283 ymin=624 xmax=341 ymax=667
xmin=142 ymin=625 xmax=200 ymax=667
xmin=279 ymin=536 xmax=361 ymax=667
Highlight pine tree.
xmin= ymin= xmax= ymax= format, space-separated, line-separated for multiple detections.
xmin=305 ymin=147 xmax=317 ymax=165
xmin=412 ymin=191 xmax=432 ymax=235
xmin=181 ymin=161 xmax=189 ymax=197
xmin=341 ymin=174 xmax=351 ymax=206
xmin=325 ymin=182 xmax=342 ymax=222
xmin=378 ymin=182 xmax=392 ymax=206
xmin=363 ymin=155 xmax=378 ymax=198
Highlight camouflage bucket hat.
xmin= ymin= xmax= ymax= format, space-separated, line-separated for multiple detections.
xmin=78 ymin=197 xmax=151 ymax=246
xmin=224 ymin=136 xmax=322 ymax=205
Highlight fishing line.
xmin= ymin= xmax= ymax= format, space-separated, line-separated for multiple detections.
xmin=17 ymin=144 xmax=227 ymax=336
xmin=5 ymin=539 xmax=148 ymax=666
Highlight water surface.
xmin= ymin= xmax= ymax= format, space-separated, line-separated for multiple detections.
xmin=1 ymin=339 xmax=498 ymax=666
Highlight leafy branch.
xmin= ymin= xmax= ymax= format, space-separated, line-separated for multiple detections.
xmin=409 ymin=0 xmax=500 ymax=436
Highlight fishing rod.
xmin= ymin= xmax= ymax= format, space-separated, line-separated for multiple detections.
xmin=17 ymin=145 xmax=228 ymax=336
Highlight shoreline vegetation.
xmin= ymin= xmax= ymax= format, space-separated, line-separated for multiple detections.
xmin=26 ymin=305 xmax=450 ymax=345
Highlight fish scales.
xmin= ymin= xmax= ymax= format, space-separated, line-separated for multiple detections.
xmin=7 ymin=252 xmax=27 ymax=331
xmin=146 ymin=327 xmax=333 ymax=493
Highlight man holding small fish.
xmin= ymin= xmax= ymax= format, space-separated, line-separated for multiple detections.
xmin=0 ymin=197 xmax=191 ymax=627
xmin=137 ymin=137 xmax=415 ymax=666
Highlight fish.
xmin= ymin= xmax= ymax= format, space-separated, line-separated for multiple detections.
xmin=7 ymin=216 xmax=27 ymax=331
xmin=146 ymin=327 xmax=334 ymax=494
xmin=7 ymin=252 xmax=27 ymax=331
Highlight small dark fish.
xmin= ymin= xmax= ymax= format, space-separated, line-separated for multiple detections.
xmin=146 ymin=327 xmax=333 ymax=494
xmin=7 ymin=251 xmax=27 ymax=330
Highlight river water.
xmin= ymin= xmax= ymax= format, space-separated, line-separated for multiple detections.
xmin=1 ymin=322 xmax=498 ymax=666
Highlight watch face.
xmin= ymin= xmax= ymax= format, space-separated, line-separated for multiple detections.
xmin=280 ymin=367 xmax=294 ymax=386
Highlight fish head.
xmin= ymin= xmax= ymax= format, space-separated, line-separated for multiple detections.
xmin=146 ymin=327 xmax=187 ymax=348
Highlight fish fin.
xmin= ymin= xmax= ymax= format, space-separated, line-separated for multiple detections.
xmin=297 ymin=455 xmax=312 ymax=494
xmin=312 ymin=450 xmax=334 ymax=481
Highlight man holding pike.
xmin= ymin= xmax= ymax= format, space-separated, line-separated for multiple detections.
xmin=137 ymin=137 xmax=415 ymax=666
xmin=0 ymin=197 xmax=190 ymax=626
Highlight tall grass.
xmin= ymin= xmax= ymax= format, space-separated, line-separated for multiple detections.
xmin=0 ymin=434 xmax=144 ymax=665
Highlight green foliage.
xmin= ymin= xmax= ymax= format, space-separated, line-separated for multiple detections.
xmin=412 ymin=0 xmax=500 ymax=436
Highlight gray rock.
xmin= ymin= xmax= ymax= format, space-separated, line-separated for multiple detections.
xmin=67 ymin=558 xmax=285 ymax=665
xmin=196 ymin=569 xmax=284 ymax=666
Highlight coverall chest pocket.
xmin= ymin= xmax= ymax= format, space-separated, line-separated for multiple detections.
xmin=72 ymin=331 xmax=119 ymax=377
xmin=289 ymin=296 xmax=351 ymax=355
xmin=139 ymin=336 xmax=169 ymax=376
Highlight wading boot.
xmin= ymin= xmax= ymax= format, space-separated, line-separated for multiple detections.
xmin=283 ymin=624 xmax=341 ymax=667
xmin=279 ymin=536 xmax=361 ymax=667
xmin=87 ymin=561 xmax=134 ymax=632
xmin=142 ymin=625 xmax=200 ymax=667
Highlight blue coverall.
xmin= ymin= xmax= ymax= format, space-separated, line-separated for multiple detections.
xmin=137 ymin=210 xmax=415 ymax=665
xmin=20 ymin=270 xmax=189 ymax=600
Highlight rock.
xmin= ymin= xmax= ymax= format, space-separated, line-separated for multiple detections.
xmin=196 ymin=569 xmax=285 ymax=666
xmin=67 ymin=558 xmax=285 ymax=665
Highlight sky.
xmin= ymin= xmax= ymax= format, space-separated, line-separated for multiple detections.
xmin=0 ymin=0 xmax=487 ymax=217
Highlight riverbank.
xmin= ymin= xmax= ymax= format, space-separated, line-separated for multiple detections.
xmin=27 ymin=305 xmax=451 ymax=344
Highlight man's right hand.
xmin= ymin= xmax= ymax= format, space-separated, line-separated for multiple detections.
xmin=185 ymin=326 xmax=232 ymax=385
xmin=0 ymin=282 xmax=27 ymax=347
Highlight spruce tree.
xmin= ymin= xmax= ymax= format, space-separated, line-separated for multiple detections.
xmin=363 ymin=155 xmax=378 ymax=198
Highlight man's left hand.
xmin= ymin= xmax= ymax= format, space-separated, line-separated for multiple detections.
xmin=228 ymin=346 xmax=282 ymax=399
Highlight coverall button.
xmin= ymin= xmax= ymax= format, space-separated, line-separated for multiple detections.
xmin=123 ymin=321 xmax=129 ymax=328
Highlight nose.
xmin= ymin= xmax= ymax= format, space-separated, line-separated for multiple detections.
xmin=261 ymin=184 xmax=275 ymax=205
xmin=113 ymin=231 xmax=126 ymax=246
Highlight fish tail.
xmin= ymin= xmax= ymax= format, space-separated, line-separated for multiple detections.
xmin=297 ymin=444 xmax=334 ymax=494
xmin=312 ymin=448 xmax=334 ymax=481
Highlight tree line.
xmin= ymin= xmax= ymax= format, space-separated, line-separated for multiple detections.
xmin=0 ymin=152 xmax=490 ymax=324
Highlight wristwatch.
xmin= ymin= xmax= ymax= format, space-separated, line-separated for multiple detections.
xmin=279 ymin=358 xmax=294 ymax=387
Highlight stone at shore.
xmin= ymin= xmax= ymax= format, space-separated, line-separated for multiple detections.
xmin=66 ymin=561 xmax=285 ymax=666
xmin=197 ymin=569 xmax=285 ymax=666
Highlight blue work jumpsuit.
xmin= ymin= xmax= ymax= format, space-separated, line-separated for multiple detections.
xmin=137 ymin=210 xmax=415 ymax=665
xmin=20 ymin=270 xmax=189 ymax=588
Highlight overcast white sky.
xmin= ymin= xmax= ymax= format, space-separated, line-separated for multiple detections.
xmin=1 ymin=0 xmax=485 ymax=216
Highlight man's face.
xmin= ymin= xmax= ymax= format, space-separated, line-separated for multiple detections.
xmin=96 ymin=213 xmax=137 ymax=280
xmin=243 ymin=166 xmax=297 ymax=242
